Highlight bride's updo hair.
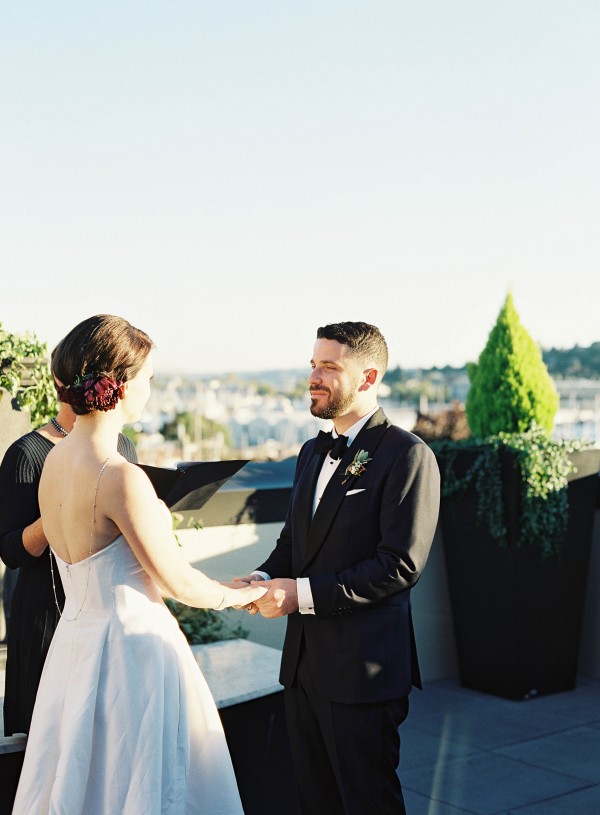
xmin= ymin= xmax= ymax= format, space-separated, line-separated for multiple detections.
xmin=51 ymin=315 xmax=154 ymax=415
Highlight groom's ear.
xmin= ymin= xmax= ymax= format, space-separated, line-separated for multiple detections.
xmin=358 ymin=368 xmax=378 ymax=391
xmin=364 ymin=367 xmax=378 ymax=386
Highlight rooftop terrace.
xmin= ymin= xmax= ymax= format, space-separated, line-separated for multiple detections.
xmin=1 ymin=442 xmax=599 ymax=813
xmin=2 ymin=645 xmax=599 ymax=814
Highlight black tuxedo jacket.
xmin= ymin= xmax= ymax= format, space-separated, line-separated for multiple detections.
xmin=258 ymin=408 xmax=440 ymax=704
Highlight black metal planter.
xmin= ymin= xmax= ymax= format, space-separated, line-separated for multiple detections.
xmin=438 ymin=447 xmax=600 ymax=700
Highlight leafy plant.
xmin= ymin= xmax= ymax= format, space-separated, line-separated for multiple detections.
xmin=0 ymin=322 xmax=57 ymax=426
xmin=432 ymin=426 xmax=589 ymax=558
xmin=164 ymin=598 xmax=249 ymax=644
xmin=434 ymin=293 xmax=593 ymax=558
xmin=466 ymin=292 xmax=558 ymax=437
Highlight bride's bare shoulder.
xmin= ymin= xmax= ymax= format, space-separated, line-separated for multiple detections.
xmin=110 ymin=458 xmax=155 ymax=497
xmin=105 ymin=459 xmax=168 ymax=529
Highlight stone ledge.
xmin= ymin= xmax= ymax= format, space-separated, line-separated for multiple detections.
xmin=0 ymin=639 xmax=283 ymax=754
xmin=191 ymin=639 xmax=282 ymax=708
xmin=0 ymin=734 xmax=26 ymax=754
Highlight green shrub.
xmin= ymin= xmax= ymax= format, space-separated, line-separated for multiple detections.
xmin=164 ymin=598 xmax=249 ymax=644
xmin=437 ymin=293 xmax=592 ymax=558
xmin=0 ymin=322 xmax=57 ymax=426
xmin=466 ymin=293 xmax=558 ymax=437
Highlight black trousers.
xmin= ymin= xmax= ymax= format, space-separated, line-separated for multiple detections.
xmin=284 ymin=646 xmax=409 ymax=815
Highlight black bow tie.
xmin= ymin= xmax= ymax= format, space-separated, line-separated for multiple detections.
xmin=314 ymin=430 xmax=348 ymax=460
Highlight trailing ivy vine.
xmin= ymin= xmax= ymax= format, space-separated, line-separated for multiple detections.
xmin=431 ymin=425 xmax=589 ymax=558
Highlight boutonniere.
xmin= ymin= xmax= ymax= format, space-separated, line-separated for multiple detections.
xmin=342 ymin=449 xmax=371 ymax=484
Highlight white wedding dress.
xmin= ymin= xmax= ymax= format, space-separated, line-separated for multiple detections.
xmin=12 ymin=533 xmax=245 ymax=814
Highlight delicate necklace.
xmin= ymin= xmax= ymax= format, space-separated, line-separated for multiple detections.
xmin=50 ymin=456 xmax=113 ymax=620
xmin=51 ymin=417 xmax=69 ymax=437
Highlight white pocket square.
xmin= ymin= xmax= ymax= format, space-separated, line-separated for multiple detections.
xmin=345 ymin=489 xmax=366 ymax=496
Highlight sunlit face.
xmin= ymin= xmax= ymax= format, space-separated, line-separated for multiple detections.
xmin=308 ymin=339 xmax=364 ymax=420
xmin=122 ymin=353 xmax=153 ymax=422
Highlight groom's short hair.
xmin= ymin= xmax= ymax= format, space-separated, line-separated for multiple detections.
xmin=317 ymin=322 xmax=388 ymax=376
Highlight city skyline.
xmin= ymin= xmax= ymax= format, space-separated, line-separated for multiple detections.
xmin=3 ymin=2 xmax=599 ymax=373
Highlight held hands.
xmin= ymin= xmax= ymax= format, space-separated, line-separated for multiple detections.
xmin=254 ymin=579 xmax=299 ymax=618
xmin=233 ymin=576 xmax=299 ymax=618
xmin=217 ymin=581 xmax=267 ymax=610
xmin=233 ymin=574 xmax=265 ymax=615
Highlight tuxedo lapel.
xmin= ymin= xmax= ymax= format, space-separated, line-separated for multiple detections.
xmin=301 ymin=409 xmax=390 ymax=572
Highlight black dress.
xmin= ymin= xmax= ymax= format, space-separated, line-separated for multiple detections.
xmin=0 ymin=430 xmax=137 ymax=735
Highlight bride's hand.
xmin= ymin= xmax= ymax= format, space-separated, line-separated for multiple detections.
xmin=218 ymin=581 xmax=267 ymax=610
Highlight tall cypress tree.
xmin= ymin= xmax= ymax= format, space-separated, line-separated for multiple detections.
xmin=466 ymin=293 xmax=558 ymax=437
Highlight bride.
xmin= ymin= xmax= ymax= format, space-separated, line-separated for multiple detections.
xmin=12 ymin=314 xmax=266 ymax=814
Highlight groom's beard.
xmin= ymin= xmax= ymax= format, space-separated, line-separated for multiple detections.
xmin=309 ymin=385 xmax=355 ymax=420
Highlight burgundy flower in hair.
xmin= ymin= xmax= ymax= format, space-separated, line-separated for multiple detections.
xmin=57 ymin=374 xmax=125 ymax=412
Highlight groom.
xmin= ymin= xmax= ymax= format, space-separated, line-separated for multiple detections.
xmin=240 ymin=322 xmax=440 ymax=815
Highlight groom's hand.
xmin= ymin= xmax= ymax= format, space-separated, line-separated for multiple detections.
xmin=233 ymin=574 xmax=262 ymax=585
xmin=251 ymin=578 xmax=299 ymax=618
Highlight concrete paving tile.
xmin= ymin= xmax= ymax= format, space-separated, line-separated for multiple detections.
xmin=494 ymin=726 xmax=600 ymax=782
xmin=506 ymin=783 xmax=600 ymax=814
xmin=400 ymin=725 xmax=478 ymax=772
xmin=403 ymin=787 xmax=478 ymax=814
xmin=408 ymin=689 xmax=578 ymax=751
xmin=402 ymin=752 xmax=589 ymax=815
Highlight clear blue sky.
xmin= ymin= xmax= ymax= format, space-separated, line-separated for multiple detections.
xmin=2 ymin=2 xmax=599 ymax=374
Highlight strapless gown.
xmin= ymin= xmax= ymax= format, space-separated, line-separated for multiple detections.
xmin=12 ymin=535 xmax=245 ymax=814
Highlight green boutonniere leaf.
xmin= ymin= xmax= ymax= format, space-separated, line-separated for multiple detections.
xmin=343 ymin=449 xmax=372 ymax=484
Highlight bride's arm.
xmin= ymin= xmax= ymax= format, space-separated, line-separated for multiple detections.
xmin=106 ymin=463 xmax=265 ymax=610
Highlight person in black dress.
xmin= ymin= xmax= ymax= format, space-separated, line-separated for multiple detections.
xmin=0 ymin=399 xmax=136 ymax=735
